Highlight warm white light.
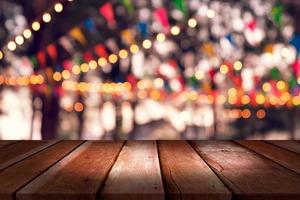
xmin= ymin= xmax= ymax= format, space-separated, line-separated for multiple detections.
xmin=156 ymin=33 xmax=166 ymax=42
xmin=171 ymin=26 xmax=180 ymax=35
xmin=188 ymin=18 xmax=197 ymax=28
xmin=15 ymin=35 xmax=24 ymax=45
xmin=7 ymin=41 xmax=17 ymax=51
xmin=32 ymin=21 xmax=41 ymax=31
xmin=142 ymin=39 xmax=152 ymax=49
xmin=23 ymin=29 xmax=32 ymax=39
xmin=54 ymin=3 xmax=63 ymax=13
xmin=207 ymin=9 xmax=215 ymax=19
xmin=42 ymin=13 xmax=52 ymax=23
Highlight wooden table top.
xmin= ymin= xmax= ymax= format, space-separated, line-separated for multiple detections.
xmin=0 ymin=140 xmax=300 ymax=200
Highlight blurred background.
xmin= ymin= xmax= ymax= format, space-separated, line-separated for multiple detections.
xmin=0 ymin=0 xmax=300 ymax=140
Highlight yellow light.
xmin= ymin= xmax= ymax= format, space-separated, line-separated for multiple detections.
xmin=72 ymin=65 xmax=81 ymax=75
xmin=195 ymin=70 xmax=204 ymax=80
xmin=119 ymin=49 xmax=128 ymax=59
xmin=142 ymin=39 xmax=152 ymax=49
xmin=228 ymin=88 xmax=237 ymax=97
xmin=98 ymin=57 xmax=107 ymax=67
xmin=80 ymin=63 xmax=89 ymax=72
xmin=270 ymin=95 xmax=278 ymax=106
xmin=62 ymin=70 xmax=71 ymax=79
xmin=241 ymin=95 xmax=250 ymax=105
xmin=207 ymin=9 xmax=215 ymax=19
xmin=189 ymin=91 xmax=198 ymax=101
xmin=32 ymin=21 xmax=41 ymax=31
xmin=262 ymin=82 xmax=271 ymax=92
xmin=233 ymin=61 xmax=243 ymax=71
xmin=156 ymin=33 xmax=165 ymax=42
xmin=220 ymin=64 xmax=229 ymax=74
xmin=276 ymin=80 xmax=285 ymax=90
xmin=108 ymin=54 xmax=118 ymax=64
xmin=292 ymin=96 xmax=300 ymax=106
xmin=188 ymin=18 xmax=197 ymax=28
xmin=53 ymin=72 xmax=62 ymax=81
xmin=42 ymin=13 xmax=51 ymax=23
xmin=171 ymin=26 xmax=180 ymax=36
xmin=54 ymin=3 xmax=63 ymax=13
xmin=297 ymin=76 xmax=300 ymax=85
xmin=0 ymin=51 xmax=3 ymax=60
xmin=154 ymin=78 xmax=164 ymax=88
xmin=37 ymin=75 xmax=44 ymax=84
xmin=228 ymin=96 xmax=238 ymax=105
xmin=151 ymin=90 xmax=160 ymax=100
xmin=256 ymin=109 xmax=266 ymax=119
xmin=23 ymin=29 xmax=32 ymax=39
xmin=255 ymin=94 xmax=265 ymax=105
xmin=88 ymin=60 xmax=98 ymax=69
xmin=130 ymin=44 xmax=139 ymax=54
xmin=15 ymin=35 xmax=24 ymax=45
xmin=74 ymin=102 xmax=84 ymax=112
xmin=7 ymin=41 xmax=17 ymax=51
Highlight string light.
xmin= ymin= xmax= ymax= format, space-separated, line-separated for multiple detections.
xmin=108 ymin=54 xmax=118 ymax=64
xmin=98 ymin=57 xmax=107 ymax=67
xmin=72 ymin=65 xmax=81 ymax=75
xmin=262 ymin=82 xmax=271 ymax=92
xmin=241 ymin=109 xmax=251 ymax=119
xmin=0 ymin=51 xmax=3 ymax=60
xmin=74 ymin=102 xmax=84 ymax=112
xmin=53 ymin=72 xmax=62 ymax=81
xmin=276 ymin=80 xmax=285 ymax=90
xmin=118 ymin=49 xmax=128 ymax=59
xmin=256 ymin=94 xmax=265 ymax=105
xmin=130 ymin=44 xmax=139 ymax=54
xmin=188 ymin=18 xmax=197 ymax=28
xmin=142 ymin=39 xmax=152 ymax=49
xmin=233 ymin=61 xmax=243 ymax=71
xmin=88 ymin=60 xmax=98 ymax=69
xmin=207 ymin=9 xmax=215 ymax=19
xmin=42 ymin=13 xmax=52 ymax=23
xmin=256 ymin=109 xmax=266 ymax=119
xmin=15 ymin=35 xmax=24 ymax=45
xmin=54 ymin=3 xmax=63 ymax=13
xmin=171 ymin=26 xmax=180 ymax=35
xmin=32 ymin=21 xmax=41 ymax=31
xmin=62 ymin=70 xmax=71 ymax=79
xmin=80 ymin=63 xmax=89 ymax=72
xmin=195 ymin=70 xmax=204 ymax=80
xmin=241 ymin=95 xmax=250 ymax=105
xmin=220 ymin=64 xmax=229 ymax=74
xmin=156 ymin=33 xmax=165 ymax=42
xmin=7 ymin=41 xmax=17 ymax=51
xmin=23 ymin=29 xmax=32 ymax=39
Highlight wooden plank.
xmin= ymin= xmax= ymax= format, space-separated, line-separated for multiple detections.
xmin=236 ymin=140 xmax=300 ymax=174
xmin=100 ymin=141 xmax=164 ymax=200
xmin=17 ymin=141 xmax=124 ymax=200
xmin=0 ymin=140 xmax=59 ymax=170
xmin=158 ymin=141 xmax=231 ymax=200
xmin=266 ymin=141 xmax=300 ymax=154
xmin=191 ymin=141 xmax=300 ymax=200
xmin=0 ymin=141 xmax=20 ymax=148
xmin=0 ymin=141 xmax=83 ymax=200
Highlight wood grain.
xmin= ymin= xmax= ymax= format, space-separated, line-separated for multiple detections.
xmin=158 ymin=141 xmax=231 ymax=200
xmin=266 ymin=141 xmax=300 ymax=154
xmin=191 ymin=141 xmax=300 ymax=200
xmin=17 ymin=141 xmax=124 ymax=200
xmin=0 ymin=141 xmax=82 ymax=200
xmin=100 ymin=141 xmax=164 ymax=200
xmin=0 ymin=140 xmax=59 ymax=170
xmin=236 ymin=140 xmax=300 ymax=174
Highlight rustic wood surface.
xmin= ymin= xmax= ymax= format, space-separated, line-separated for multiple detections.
xmin=0 ymin=140 xmax=299 ymax=200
